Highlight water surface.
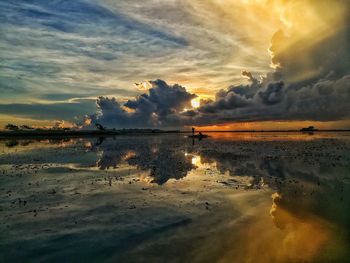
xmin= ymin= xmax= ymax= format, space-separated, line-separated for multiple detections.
xmin=1 ymin=132 xmax=349 ymax=262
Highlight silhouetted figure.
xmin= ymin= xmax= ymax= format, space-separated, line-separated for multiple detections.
xmin=189 ymin=128 xmax=208 ymax=140
xmin=198 ymin=132 xmax=203 ymax=141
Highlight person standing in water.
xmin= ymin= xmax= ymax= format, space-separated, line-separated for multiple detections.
xmin=192 ymin=127 xmax=195 ymax=136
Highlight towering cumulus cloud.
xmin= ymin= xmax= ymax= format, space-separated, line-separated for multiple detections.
xmin=87 ymin=0 xmax=349 ymax=129
xmin=87 ymin=80 xmax=196 ymax=128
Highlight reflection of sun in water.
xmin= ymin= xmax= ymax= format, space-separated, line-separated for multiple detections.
xmin=185 ymin=152 xmax=202 ymax=166
xmin=191 ymin=98 xmax=200 ymax=108
xmin=191 ymin=155 xmax=201 ymax=166
xmin=185 ymin=152 xmax=216 ymax=169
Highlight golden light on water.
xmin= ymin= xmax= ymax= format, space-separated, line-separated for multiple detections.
xmin=266 ymin=192 xmax=331 ymax=262
xmin=184 ymin=152 xmax=203 ymax=166
xmin=191 ymin=155 xmax=201 ymax=166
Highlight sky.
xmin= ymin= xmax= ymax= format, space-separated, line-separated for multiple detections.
xmin=0 ymin=0 xmax=349 ymax=130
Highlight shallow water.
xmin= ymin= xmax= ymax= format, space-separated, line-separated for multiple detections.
xmin=0 ymin=132 xmax=350 ymax=263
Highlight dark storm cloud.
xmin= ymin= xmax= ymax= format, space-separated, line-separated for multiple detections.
xmin=268 ymin=1 xmax=350 ymax=84
xmin=198 ymin=90 xmax=251 ymax=114
xmin=197 ymin=71 xmax=264 ymax=114
xmin=189 ymin=73 xmax=350 ymax=125
xmin=88 ymin=80 xmax=196 ymax=128
xmin=84 ymin=16 xmax=350 ymax=128
xmin=181 ymin=0 xmax=350 ymax=126
xmin=258 ymin=81 xmax=284 ymax=105
xmin=86 ymin=70 xmax=350 ymax=128
xmin=125 ymin=80 xmax=195 ymax=114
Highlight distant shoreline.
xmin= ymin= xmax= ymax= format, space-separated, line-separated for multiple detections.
xmin=0 ymin=129 xmax=349 ymax=139
xmin=198 ymin=130 xmax=350 ymax=133
xmin=0 ymin=129 xmax=179 ymax=139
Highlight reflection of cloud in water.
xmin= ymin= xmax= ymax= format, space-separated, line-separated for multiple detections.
xmin=1 ymin=134 xmax=350 ymax=262
xmin=6 ymin=135 xmax=347 ymax=191
xmin=94 ymin=137 xmax=195 ymax=184
xmin=190 ymin=190 xmax=345 ymax=263
xmin=268 ymin=192 xmax=331 ymax=262
xmin=2 ymin=136 xmax=349 ymax=220
xmin=185 ymin=152 xmax=209 ymax=168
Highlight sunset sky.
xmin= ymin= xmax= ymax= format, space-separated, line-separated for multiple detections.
xmin=1 ymin=0 xmax=349 ymax=130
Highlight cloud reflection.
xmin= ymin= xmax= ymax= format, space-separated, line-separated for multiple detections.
xmin=1 ymin=134 xmax=350 ymax=262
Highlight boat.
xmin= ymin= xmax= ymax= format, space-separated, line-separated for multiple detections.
xmin=300 ymin=126 xmax=318 ymax=132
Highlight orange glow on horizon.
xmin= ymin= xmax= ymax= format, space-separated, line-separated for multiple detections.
xmin=193 ymin=120 xmax=350 ymax=131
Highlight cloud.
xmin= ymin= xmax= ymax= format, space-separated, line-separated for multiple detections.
xmin=85 ymin=70 xmax=350 ymax=128
xmin=268 ymin=0 xmax=350 ymax=83
xmin=83 ymin=0 xmax=350 ymax=128
xmin=0 ymin=0 xmax=279 ymax=123
xmin=87 ymin=79 xmax=196 ymax=128
xmin=190 ymin=74 xmax=350 ymax=125
xmin=1 ymin=0 xmax=349 ymax=127
xmin=183 ymin=0 xmax=350 ymax=126
xmin=0 ymin=0 xmax=191 ymax=118
xmin=258 ymin=81 xmax=285 ymax=105
xmin=0 ymin=99 xmax=96 ymax=121
xmin=94 ymin=137 xmax=194 ymax=185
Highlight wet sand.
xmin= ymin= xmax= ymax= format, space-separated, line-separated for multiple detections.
xmin=0 ymin=132 xmax=349 ymax=262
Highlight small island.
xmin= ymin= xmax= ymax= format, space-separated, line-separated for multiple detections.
xmin=300 ymin=126 xmax=319 ymax=132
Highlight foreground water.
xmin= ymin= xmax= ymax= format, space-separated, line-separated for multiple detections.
xmin=0 ymin=132 xmax=349 ymax=263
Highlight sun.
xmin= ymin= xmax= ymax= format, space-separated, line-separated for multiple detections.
xmin=191 ymin=98 xmax=200 ymax=108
